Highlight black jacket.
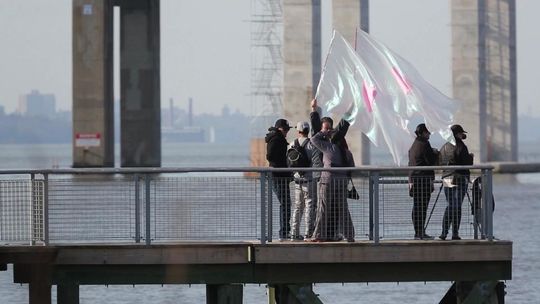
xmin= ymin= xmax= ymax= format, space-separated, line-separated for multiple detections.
xmin=440 ymin=138 xmax=473 ymax=181
xmin=265 ymin=127 xmax=291 ymax=177
xmin=408 ymin=136 xmax=438 ymax=179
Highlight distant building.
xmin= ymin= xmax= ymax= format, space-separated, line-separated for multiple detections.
xmin=18 ymin=90 xmax=56 ymax=118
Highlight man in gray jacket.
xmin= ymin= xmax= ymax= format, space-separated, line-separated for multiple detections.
xmin=309 ymin=99 xmax=355 ymax=242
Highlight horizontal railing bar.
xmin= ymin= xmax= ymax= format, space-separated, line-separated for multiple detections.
xmin=0 ymin=165 xmax=494 ymax=176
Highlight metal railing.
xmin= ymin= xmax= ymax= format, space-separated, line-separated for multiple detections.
xmin=0 ymin=166 xmax=494 ymax=245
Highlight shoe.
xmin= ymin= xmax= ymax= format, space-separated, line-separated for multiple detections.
xmin=414 ymin=234 xmax=422 ymax=240
xmin=422 ymin=233 xmax=434 ymax=240
xmin=307 ymin=238 xmax=325 ymax=242
xmin=290 ymin=235 xmax=304 ymax=241
xmin=451 ymin=235 xmax=461 ymax=240
xmin=438 ymin=234 xmax=447 ymax=240
xmin=346 ymin=238 xmax=355 ymax=243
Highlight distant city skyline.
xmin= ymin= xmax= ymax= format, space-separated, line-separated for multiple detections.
xmin=0 ymin=0 xmax=539 ymax=117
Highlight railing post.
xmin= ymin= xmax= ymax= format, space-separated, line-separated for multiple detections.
xmin=260 ymin=172 xmax=267 ymax=245
xmin=43 ymin=173 xmax=49 ymax=246
xmin=134 ymin=174 xmax=141 ymax=243
xmin=484 ymin=168 xmax=494 ymax=241
xmin=30 ymin=173 xmax=35 ymax=245
xmin=372 ymin=172 xmax=380 ymax=244
xmin=368 ymin=172 xmax=374 ymax=240
xmin=267 ymin=173 xmax=273 ymax=242
xmin=144 ymin=174 xmax=151 ymax=245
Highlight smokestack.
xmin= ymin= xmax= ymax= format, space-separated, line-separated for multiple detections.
xmin=169 ymin=98 xmax=174 ymax=127
xmin=188 ymin=97 xmax=193 ymax=127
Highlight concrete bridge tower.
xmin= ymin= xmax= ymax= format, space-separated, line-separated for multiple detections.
xmin=72 ymin=0 xmax=160 ymax=167
xmin=451 ymin=0 xmax=517 ymax=162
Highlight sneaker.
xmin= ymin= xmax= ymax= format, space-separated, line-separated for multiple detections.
xmin=290 ymin=235 xmax=304 ymax=241
xmin=438 ymin=234 xmax=447 ymax=240
xmin=451 ymin=235 xmax=461 ymax=240
xmin=414 ymin=234 xmax=422 ymax=240
xmin=346 ymin=238 xmax=355 ymax=243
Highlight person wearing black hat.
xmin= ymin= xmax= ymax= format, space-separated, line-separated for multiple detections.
xmin=438 ymin=124 xmax=474 ymax=240
xmin=408 ymin=123 xmax=439 ymax=240
xmin=265 ymin=118 xmax=293 ymax=240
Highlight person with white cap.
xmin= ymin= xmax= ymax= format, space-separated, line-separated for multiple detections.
xmin=288 ymin=121 xmax=317 ymax=240
xmin=438 ymin=124 xmax=474 ymax=240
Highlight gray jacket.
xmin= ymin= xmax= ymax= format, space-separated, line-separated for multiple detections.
xmin=310 ymin=130 xmax=349 ymax=184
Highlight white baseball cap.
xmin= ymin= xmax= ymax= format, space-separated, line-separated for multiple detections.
xmin=296 ymin=121 xmax=310 ymax=133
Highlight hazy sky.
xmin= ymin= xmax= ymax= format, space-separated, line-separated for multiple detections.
xmin=0 ymin=0 xmax=538 ymax=117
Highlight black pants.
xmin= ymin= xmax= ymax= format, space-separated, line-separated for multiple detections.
xmin=410 ymin=178 xmax=433 ymax=236
xmin=272 ymin=176 xmax=292 ymax=239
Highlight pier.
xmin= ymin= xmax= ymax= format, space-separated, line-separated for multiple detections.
xmin=0 ymin=166 xmax=511 ymax=303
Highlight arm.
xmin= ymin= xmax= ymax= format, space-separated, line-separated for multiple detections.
xmin=310 ymin=131 xmax=334 ymax=154
xmin=310 ymin=98 xmax=322 ymax=135
xmin=332 ymin=118 xmax=350 ymax=143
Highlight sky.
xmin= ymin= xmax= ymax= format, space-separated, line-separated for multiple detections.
xmin=0 ymin=0 xmax=538 ymax=117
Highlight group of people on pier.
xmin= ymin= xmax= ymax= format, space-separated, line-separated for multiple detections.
xmin=265 ymin=99 xmax=474 ymax=242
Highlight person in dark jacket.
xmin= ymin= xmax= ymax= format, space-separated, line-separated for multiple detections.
xmin=438 ymin=124 xmax=474 ymax=240
xmin=265 ymin=118 xmax=293 ymax=240
xmin=408 ymin=123 xmax=439 ymax=240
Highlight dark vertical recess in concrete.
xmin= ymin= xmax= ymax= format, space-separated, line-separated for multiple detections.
xmin=120 ymin=0 xmax=161 ymax=167
xmin=508 ymin=0 xmax=518 ymax=161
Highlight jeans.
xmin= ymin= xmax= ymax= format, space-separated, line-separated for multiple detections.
xmin=272 ymin=176 xmax=292 ymax=239
xmin=291 ymin=180 xmax=316 ymax=238
xmin=442 ymin=179 xmax=468 ymax=236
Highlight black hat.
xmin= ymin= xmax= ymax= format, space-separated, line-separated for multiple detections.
xmin=321 ymin=116 xmax=334 ymax=128
xmin=451 ymin=124 xmax=467 ymax=135
xmin=414 ymin=123 xmax=430 ymax=136
xmin=274 ymin=119 xmax=291 ymax=131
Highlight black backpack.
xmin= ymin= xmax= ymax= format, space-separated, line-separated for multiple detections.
xmin=287 ymin=138 xmax=310 ymax=168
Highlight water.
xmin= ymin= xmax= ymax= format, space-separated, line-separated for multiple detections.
xmin=0 ymin=143 xmax=539 ymax=303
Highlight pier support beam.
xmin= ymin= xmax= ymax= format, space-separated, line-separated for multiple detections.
xmin=120 ymin=0 xmax=161 ymax=167
xmin=441 ymin=281 xmax=505 ymax=304
xmin=29 ymin=265 xmax=52 ymax=304
xmin=57 ymin=284 xmax=80 ymax=304
xmin=272 ymin=284 xmax=322 ymax=304
xmin=206 ymin=284 xmax=243 ymax=304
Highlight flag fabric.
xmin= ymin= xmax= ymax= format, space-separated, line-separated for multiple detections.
xmin=315 ymin=31 xmax=414 ymax=165
xmin=315 ymin=29 xmax=460 ymax=165
xmin=354 ymin=29 xmax=459 ymax=145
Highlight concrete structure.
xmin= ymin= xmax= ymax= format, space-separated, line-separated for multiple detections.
xmin=72 ymin=0 xmax=160 ymax=167
xmin=451 ymin=0 xmax=517 ymax=162
xmin=0 ymin=241 xmax=511 ymax=303
xmin=18 ymin=90 xmax=56 ymax=118
xmin=72 ymin=0 xmax=114 ymax=167
xmin=332 ymin=0 xmax=371 ymax=165
xmin=282 ymin=0 xmax=321 ymax=128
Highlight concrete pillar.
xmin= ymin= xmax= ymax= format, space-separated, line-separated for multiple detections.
xmin=120 ymin=0 xmax=161 ymax=167
xmin=283 ymin=0 xmax=321 ymax=129
xmin=57 ymin=284 xmax=79 ymax=304
xmin=206 ymin=284 xmax=243 ymax=304
xmin=72 ymin=0 xmax=115 ymax=167
xmin=451 ymin=0 xmax=517 ymax=162
xmin=332 ymin=0 xmax=371 ymax=165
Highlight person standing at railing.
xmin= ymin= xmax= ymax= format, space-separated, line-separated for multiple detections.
xmin=309 ymin=99 xmax=355 ymax=242
xmin=408 ymin=123 xmax=439 ymax=240
xmin=266 ymin=118 xmax=293 ymax=241
xmin=288 ymin=121 xmax=317 ymax=241
xmin=438 ymin=124 xmax=474 ymax=241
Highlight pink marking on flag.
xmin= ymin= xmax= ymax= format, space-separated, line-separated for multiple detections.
xmin=391 ymin=67 xmax=412 ymax=94
xmin=362 ymin=80 xmax=377 ymax=113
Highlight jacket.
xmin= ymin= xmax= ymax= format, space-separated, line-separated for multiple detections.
xmin=440 ymin=138 xmax=473 ymax=182
xmin=265 ymin=127 xmax=292 ymax=178
xmin=408 ymin=136 xmax=438 ymax=180
xmin=310 ymin=126 xmax=351 ymax=184
xmin=309 ymin=110 xmax=350 ymax=179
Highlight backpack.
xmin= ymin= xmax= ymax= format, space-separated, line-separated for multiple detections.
xmin=287 ymin=138 xmax=310 ymax=168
